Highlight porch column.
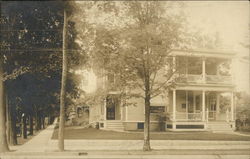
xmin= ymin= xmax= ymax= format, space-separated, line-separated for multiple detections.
xmin=202 ymin=90 xmax=206 ymax=121
xmin=202 ymin=58 xmax=206 ymax=83
xmin=120 ymin=104 xmax=123 ymax=121
xmin=193 ymin=92 xmax=196 ymax=113
xmin=231 ymin=92 xmax=234 ymax=121
xmin=173 ymin=89 xmax=176 ymax=121
xmin=173 ymin=56 xmax=176 ymax=72
xmin=125 ymin=106 xmax=128 ymax=121
xmin=216 ymin=92 xmax=220 ymax=118
xmin=104 ymin=98 xmax=107 ymax=120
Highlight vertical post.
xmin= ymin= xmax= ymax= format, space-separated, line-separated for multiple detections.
xmin=202 ymin=90 xmax=206 ymax=121
xmin=231 ymin=92 xmax=234 ymax=121
xmin=120 ymin=101 xmax=123 ymax=121
xmin=58 ymin=9 xmax=68 ymax=151
xmin=186 ymin=91 xmax=188 ymax=120
xmin=173 ymin=89 xmax=176 ymax=121
xmin=193 ymin=92 xmax=196 ymax=113
xmin=226 ymin=108 xmax=229 ymax=122
xmin=202 ymin=58 xmax=206 ymax=83
xmin=216 ymin=92 xmax=220 ymax=119
xmin=125 ymin=105 xmax=128 ymax=121
xmin=104 ymin=98 xmax=107 ymax=120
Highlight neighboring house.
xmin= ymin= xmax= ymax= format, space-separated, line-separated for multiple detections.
xmin=89 ymin=49 xmax=236 ymax=132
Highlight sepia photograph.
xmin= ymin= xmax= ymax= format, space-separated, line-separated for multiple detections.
xmin=0 ymin=1 xmax=249 ymax=159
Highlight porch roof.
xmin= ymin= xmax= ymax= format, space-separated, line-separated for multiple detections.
xmin=174 ymin=83 xmax=235 ymax=92
xmin=170 ymin=49 xmax=236 ymax=59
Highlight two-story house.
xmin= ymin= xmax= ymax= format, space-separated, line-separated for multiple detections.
xmin=95 ymin=49 xmax=236 ymax=132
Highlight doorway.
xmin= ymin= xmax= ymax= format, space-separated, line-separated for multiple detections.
xmin=207 ymin=92 xmax=216 ymax=120
xmin=106 ymin=94 xmax=121 ymax=120
xmin=107 ymin=106 xmax=115 ymax=120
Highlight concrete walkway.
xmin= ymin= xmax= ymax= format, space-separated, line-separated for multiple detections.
xmin=10 ymin=123 xmax=56 ymax=152
xmin=8 ymin=122 xmax=250 ymax=152
xmin=1 ymin=122 xmax=249 ymax=158
xmin=46 ymin=139 xmax=250 ymax=151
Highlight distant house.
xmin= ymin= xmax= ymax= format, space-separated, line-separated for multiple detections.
xmin=88 ymin=49 xmax=236 ymax=132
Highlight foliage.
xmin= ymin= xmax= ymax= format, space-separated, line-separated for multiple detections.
xmin=0 ymin=0 xmax=88 ymax=151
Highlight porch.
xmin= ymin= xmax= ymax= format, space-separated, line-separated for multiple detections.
xmin=166 ymin=90 xmax=235 ymax=131
xmin=99 ymin=94 xmax=125 ymax=130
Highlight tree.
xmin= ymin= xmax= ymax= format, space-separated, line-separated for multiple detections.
xmin=1 ymin=1 xmax=84 ymax=148
xmin=58 ymin=8 xmax=68 ymax=151
xmin=0 ymin=2 xmax=10 ymax=153
xmin=0 ymin=55 xmax=10 ymax=153
xmin=92 ymin=1 xmax=186 ymax=151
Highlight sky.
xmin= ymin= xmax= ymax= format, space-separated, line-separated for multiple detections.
xmin=184 ymin=1 xmax=249 ymax=93
xmin=78 ymin=1 xmax=250 ymax=94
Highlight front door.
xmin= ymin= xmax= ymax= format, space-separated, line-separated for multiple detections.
xmin=208 ymin=93 xmax=216 ymax=120
xmin=107 ymin=107 xmax=115 ymax=120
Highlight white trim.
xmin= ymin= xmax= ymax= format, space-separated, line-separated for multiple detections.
xmin=231 ymin=92 xmax=234 ymax=121
xmin=202 ymin=58 xmax=206 ymax=83
xmin=173 ymin=89 xmax=176 ymax=121
xmin=125 ymin=106 xmax=128 ymax=121
xmin=104 ymin=98 xmax=107 ymax=121
xmin=202 ymin=90 xmax=206 ymax=121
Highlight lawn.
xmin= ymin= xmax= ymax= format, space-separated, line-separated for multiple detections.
xmin=52 ymin=127 xmax=250 ymax=141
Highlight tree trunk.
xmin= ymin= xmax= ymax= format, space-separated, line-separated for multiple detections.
xmin=0 ymin=55 xmax=10 ymax=152
xmin=35 ymin=109 xmax=39 ymax=131
xmin=41 ymin=116 xmax=45 ymax=129
xmin=58 ymin=9 xmax=68 ymax=151
xmin=22 ymin=114 xmax=27 ymax=139
xmin=29 ymin=115 xmax=33 ymax=135
xmin=143 ymin=75 xmax=151 ymax=151
xmin=38 ymin=115 xmax=41 ymax=130
xmin=6 ymin=94 xmax=11 ymax=144
xmin=10 ymin=107 xmax=17 ymax=145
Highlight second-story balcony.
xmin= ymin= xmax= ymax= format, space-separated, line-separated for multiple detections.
xmin=174 ymin=56 xmax=233 ymax=85
xmin=178 ymin=74 xmax=232 ymax=85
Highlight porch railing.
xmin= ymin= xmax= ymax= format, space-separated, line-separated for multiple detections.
xmin=168 ymin=112 xmax=202 ymax=121
xmin=206 ymin=75 xmax=232 ymax=84
xmin=177 ymin=74 xmax=232 ymax=84
xmin=168 ymin=110 xmax=232 ymax=122
xmin=186 ymin=74 xmax=203 ymax=83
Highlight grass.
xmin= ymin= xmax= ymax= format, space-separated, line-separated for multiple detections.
xmin=52 ymin=126 xmax=250 ymax=141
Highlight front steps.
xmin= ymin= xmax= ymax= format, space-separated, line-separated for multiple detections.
xmin=207 ymin=121 xmax=234 ymax=132
xmin=104 ymin=120 xmax=124 ymax=131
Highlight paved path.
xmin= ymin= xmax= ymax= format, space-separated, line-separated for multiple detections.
xmin=10 ymin=123 xmax=56 ymax=152
xmin=8 ymin=121 xmax=250 ymax=152
xmin=5 ymin=120 xmax=250 ymax=153
xmin=46 ymin=139 xmax=250 ymax=151
xmin=2 ymin=122 xmax=250 ymax=158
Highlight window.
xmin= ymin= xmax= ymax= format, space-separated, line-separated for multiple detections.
xmin=150 ymin=106 xmax=165 ymax=113
xmin=181 ymin=104 xmax=186 ymax=109
xmin=137 ymin=123 xmax=144 ymax=129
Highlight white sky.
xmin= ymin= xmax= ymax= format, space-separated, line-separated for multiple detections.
xmin=77 ymin=1 xmax=250 ymax=93
xmin=184 ymin=1 xmax=249 ymax=93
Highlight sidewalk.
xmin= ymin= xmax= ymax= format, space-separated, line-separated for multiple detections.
xmin=10 ymin=123 xmax=55 ymax=152
xmin=1 ymin=123 xmax=249 ymax=158
xmin=46 ymin=139 xmax=250 ymax=151
xmin=8 ymin=122 xmax=250 ymax=152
